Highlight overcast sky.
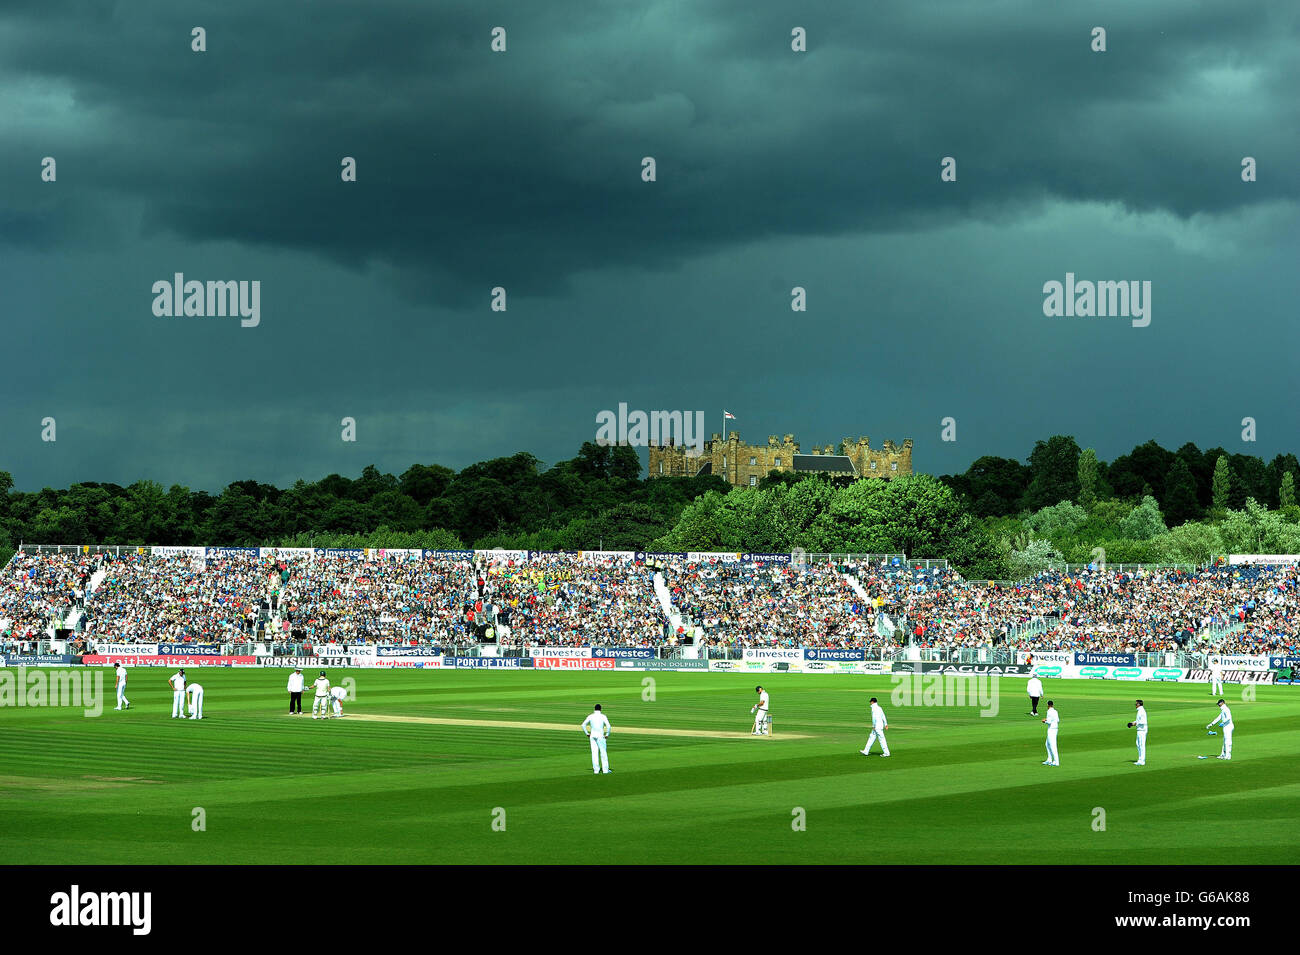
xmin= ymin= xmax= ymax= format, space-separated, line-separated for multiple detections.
xmin=2 ymin=0 xmax=1297 ymax=491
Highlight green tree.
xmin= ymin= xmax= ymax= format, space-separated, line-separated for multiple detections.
xmin=1162 ymin=457 xmax=1201 ymax=526
xmin=1281 ymin=471 xmax=1296 ymax=509
xmin=1077 ymin=448 xmax=1099 ymax=509
xmin=941 ymin=456 xmax=1029 ymax=517
xmin=1218 ymin=499 xmax=1300 ymax=554
xmin=1117 ymin=495 xmax=1167 ymax=541
xmin=653 ymin=490 xmax=728 ymax=551
xmin=1026 ymin=501 xmax=1089 ymax=542
xmin=1023 ymin=436 xmax=1082 ymax=510
xmin=1008 ymin=538 xmax=1062 ymax=579
xmin=398 ymin=464 xmax=454 ymax=506
xmin=1211 ymin=455 xmax=1231 ymax=512
xmin=1150 ymin=523 xmax=1223 ymax=565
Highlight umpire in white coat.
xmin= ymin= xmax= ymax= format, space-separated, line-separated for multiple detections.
xmin=287 ymin=668 xmax=305 ymax=715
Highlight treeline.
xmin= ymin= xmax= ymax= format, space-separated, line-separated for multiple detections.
xmin=936 ymin=436 xmax=1300 ymax=578
xmin=4 ymin=436 xmax=1299 ymax=580
xmin=942 ymin=436 xmax=1299 ymax=523
xmin=0 ymin=443 xmax=727 ymax=566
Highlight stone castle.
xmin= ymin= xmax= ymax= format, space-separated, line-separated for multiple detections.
xmin=648 ymin=431 xmax=914 ymax=487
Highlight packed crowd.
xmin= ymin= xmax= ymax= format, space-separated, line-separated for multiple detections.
xmin=476 ymin=552 xmax=664 ymax=646
xmin=3 ymin=550 xmax=1299 ymax=654
xmin=898 ymin=564 xmax=1300 ymax=655
xmin=0 ymin=553 xmax=93 ymax=643
xmin=663 ymin=558 xmax=881 ymax=648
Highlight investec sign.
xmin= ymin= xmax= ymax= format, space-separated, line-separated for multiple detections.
xmin=804 ymin=648 xmax=865 ymax=661
xmin=371 ymin=646 xmax=436 ymax=658
xmin=1075 ymin=652 xmax=1136 ymax=666
xmin=1210 ymin=654 xmax=1270 ymax=671
xmin=96 ymin=643 xmax=159 ymax=656
xmin=742 ymin=648 xmax=803 ymax=662
xmin=158 ymin=644 xmax=222 ymax=655
xmin=530 ymin=647 xmax=592 ymax=659
xmin=1018 ymin=651 xmax=1073 ymax=666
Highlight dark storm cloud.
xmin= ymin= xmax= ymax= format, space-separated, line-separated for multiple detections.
xmin=4 ymin=0 xmax=1295 ymax=301
xmin=1 ymin=0 xmax=1297 ymax=491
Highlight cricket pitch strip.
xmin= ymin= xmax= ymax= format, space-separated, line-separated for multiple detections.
xmin=338 ymin=713 xmax=810 ymax=739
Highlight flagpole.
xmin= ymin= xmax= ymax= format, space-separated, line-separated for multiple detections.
xmin=722 ymin=411 xmax=726 ymax=443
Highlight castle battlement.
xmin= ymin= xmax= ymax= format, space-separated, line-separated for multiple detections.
xmin=648 ymin=429 xmax=913 ymax=485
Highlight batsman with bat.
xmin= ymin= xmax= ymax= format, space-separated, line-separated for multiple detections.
xmin=751 ymin=686 xmax=771 ymax=735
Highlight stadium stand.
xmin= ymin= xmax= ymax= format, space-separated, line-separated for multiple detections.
xmin=3 ymin=549 xmax=1298 ymax=655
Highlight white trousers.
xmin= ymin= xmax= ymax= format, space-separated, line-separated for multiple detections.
xmin=188 ymin=689 xmax=203 ymax=719
xmin=864 ymin=728 xmax=890 ymax=755
xmin=1220 ymin=724 xmax=1233 ymax=758
xmin=313 ymin=695 xmax=328 ymax=715
xmin=116 ymin=684 xmax=128 ymax=708
xmin=1045 ymin=730 xmax=1059 ymax=764
xmin=1211 ymin=679 xmax=1223 ymax=695
xmin=1136 ymin=728 xmax=1147 ymax=763
xmin=754 ymin=708 xmax=769 ymax=734
xmin=331 ymin=698 xmax=342 ymax=716
xmin=590 ymin=736 xmax=609 ymax=773
xmin=172 ymin=689 xmax=185 ymax=717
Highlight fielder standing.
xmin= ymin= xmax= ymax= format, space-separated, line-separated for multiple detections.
xmin=1041 ymin=700 xmax=1060 ymax=766
xmin=168 ymin=668 xmax=186 ymax=719
xmin=1207 ymin=699 xmax=1234 ymax=760
xmin=114 ymin=662 xmax=130 ymax=711
xmin=582 ymin=704 xmax=612 ymax=774
xmin=860 ymin=697 xmax=890 ymax=757
xmin=186 ymin=681 xmax=204 ymax=720
xmin=1026 ymin=673 xmax=1044 ymax=716
xmin=1127 ymin=699 xmax=1148 ymax=766
xmin=751 ymin=685 xmax=771 ymax=736
xmin=311 ymin=670 xmax=331 ymax=719
xmin=1209 ymin=659 xmax=1225 ymax=696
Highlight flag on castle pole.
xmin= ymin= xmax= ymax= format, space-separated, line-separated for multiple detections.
xmin=723 ymin=410 xmax=736 ymax=441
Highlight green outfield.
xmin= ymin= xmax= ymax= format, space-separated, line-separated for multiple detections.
xmin=1 ymin=668 xmax=1296 ymax=864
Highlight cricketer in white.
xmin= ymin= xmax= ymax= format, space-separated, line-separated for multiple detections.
xmin=311 ymin=671 xmax=331 ymax=719
xmin=1208 ymin=700 xmax=1234 ymax=759
xmin=114 ymin=663 xmax=130 ymax=710
xmin=582 ymin=704 xmax=612 ymax=774
xmin=168 ymin=669 xmax=186 ymax=718
xmin=1210 ymin=661 xmax=1225 ymax=696
xmin=751 ymin=685 xmax=770 ymax=735
xmin=861 ymin=697 xmax=890 ymax=756
xmin=1042 ymin=701 xmax=1060 ymax=765
xmin=1129 ymin=700 xmax=1148 ymax=765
